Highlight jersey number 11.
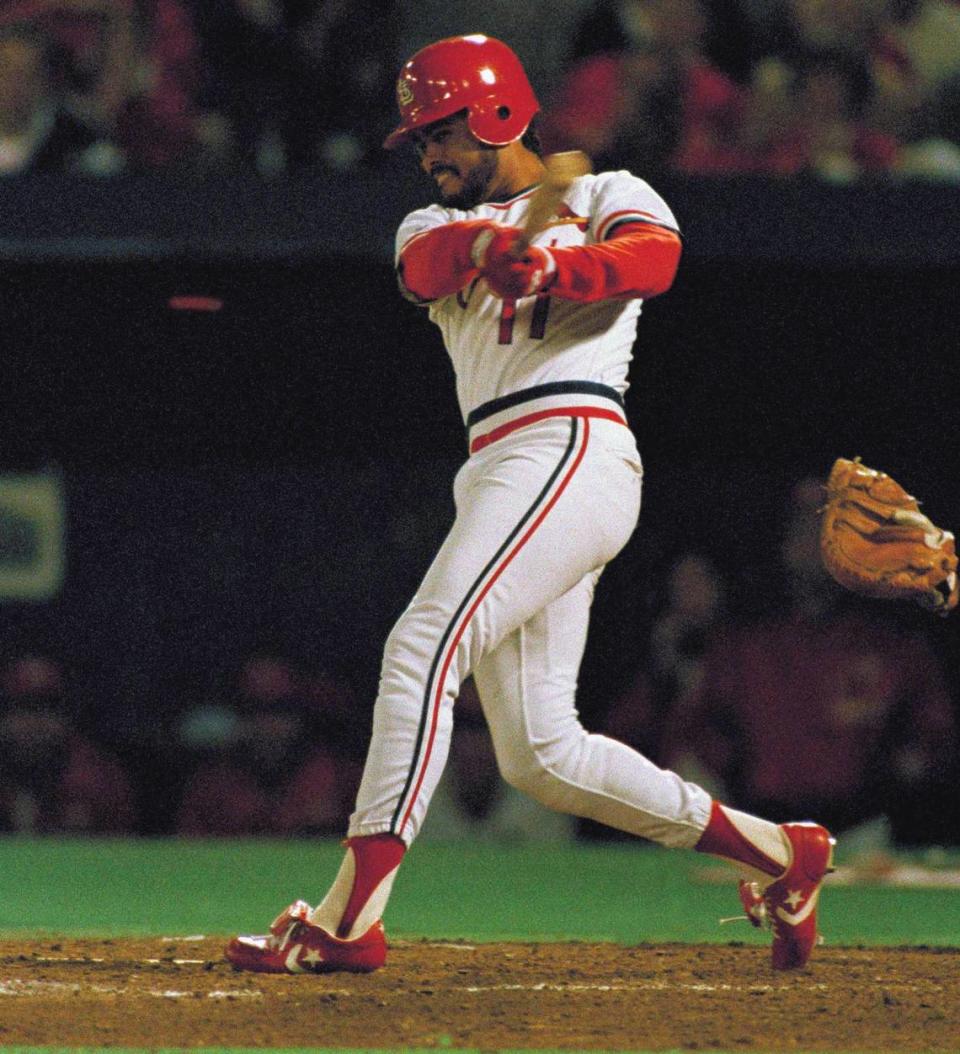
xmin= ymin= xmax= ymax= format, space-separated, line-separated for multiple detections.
xmin=498 ymin=289 xmax=551 ymax=345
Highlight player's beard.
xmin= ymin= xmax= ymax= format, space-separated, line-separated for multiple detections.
xmin=433 ymin=151 xmax=498 ymax=210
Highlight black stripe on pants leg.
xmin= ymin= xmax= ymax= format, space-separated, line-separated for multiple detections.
xmin=390 ymin=418 xmax=580 ymax=836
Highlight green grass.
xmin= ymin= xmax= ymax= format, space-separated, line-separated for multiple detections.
xmin=1 ymin=838 xmax=956 ymax=1054
xmin=0 ymin=836 xmax=957 ymax=947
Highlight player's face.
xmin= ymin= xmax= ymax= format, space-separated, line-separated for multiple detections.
xmin=411 ymin=114 xmax=499 ymax=210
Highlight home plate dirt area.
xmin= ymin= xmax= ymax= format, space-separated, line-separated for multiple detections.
xmin=0 ymin=937 xmax=956 ymax=1051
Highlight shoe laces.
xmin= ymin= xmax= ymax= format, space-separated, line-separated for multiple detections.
xmin=268 ymin=899 xmax=313 ymax=949
xmin=719 ymin=910 xmax=768 ymax=927
xmin=719 ymin=881 xmax=768 ymax=928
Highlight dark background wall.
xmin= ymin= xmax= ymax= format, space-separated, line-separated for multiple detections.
xmin=1 ymin=174 xmax=958 ymax=756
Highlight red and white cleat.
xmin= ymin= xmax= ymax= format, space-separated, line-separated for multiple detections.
xmin=225 ymin=899 xmax=387 ymax=974
xmin=737 ymin=823 xmax=836 ymax=970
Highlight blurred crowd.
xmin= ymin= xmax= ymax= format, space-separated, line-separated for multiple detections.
xmin=0 ymin=0 xmax=398 ymax=176
xmin=594 ymin=477 xmax=959 ymax=850
xmin=2 ymin=473 xmax=957 ymax=848
xmin=0 ymin=0 xmax=959 ymax=181
xmin=541 ymin=0 xmax=960 ymax=181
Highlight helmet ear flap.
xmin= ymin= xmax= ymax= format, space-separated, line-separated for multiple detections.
xmin=466 ymin=97 xmax=534 ymax=147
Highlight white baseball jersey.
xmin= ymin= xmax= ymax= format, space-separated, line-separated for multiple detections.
xmin=395 ymin=170 xmax=680 ymax=420
xmin=348 ymin=166 xmax=711 ymax=852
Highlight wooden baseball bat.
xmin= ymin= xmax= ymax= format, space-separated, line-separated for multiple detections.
xmin=513 ymin=150 xmax=592 ymax=255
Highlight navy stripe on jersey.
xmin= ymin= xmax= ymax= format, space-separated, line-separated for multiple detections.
xmin=598 ymin=209 xmax=680 ymax=240
xmin=467 ymin=381 xmax=625 ymax=428
xmin=390 ymin=418 xmax=582 ymax=837
xmin=606 ymin=217 xmax=682 ymax=239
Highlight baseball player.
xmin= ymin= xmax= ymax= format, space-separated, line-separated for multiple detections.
xmin=226 ymin=34 xmax=834 ymax=975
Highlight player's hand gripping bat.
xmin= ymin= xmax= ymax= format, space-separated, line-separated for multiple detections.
xmin=472 ymin=151 xmax=592 ymax=298
xmin=512 ymin=150 xmax=593 ymax=256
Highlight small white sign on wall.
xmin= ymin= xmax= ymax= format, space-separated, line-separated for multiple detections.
xmin=0 ymin=471 xmax=65 ymax=601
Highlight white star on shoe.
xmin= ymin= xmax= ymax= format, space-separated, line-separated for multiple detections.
xmin=301 ymin=948 xmax=325 ymax=966
xmin=784 ymin=889 xmax=805 ymax=910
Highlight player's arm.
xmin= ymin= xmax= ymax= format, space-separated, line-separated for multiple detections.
xmin=397 ymin=220 xmax=494 ymax=304
xmin=475 ymin=221 xmax=682 ymax=302
xmin=548 ymin=221 xmax=681 ymax=301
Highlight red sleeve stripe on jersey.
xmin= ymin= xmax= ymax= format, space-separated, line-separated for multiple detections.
xmin=597 ymin=209 xmax=679 ymax=242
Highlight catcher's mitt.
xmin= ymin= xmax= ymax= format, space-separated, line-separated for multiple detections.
xmin=820 ymin=457 xmax=958 ymax=616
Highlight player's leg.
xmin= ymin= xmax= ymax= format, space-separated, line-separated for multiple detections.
xmin=345 ymin=417 xmax=643 ymax=846
xmin=472 ymin=570 xmax=713 ymax=846
xmin=472 ymin=572 xmax=834 ymax=970
xmin=226 ymin=417 xmax=639 ymax=972
xmin=471 ymin=586 xmax=800 ymax=859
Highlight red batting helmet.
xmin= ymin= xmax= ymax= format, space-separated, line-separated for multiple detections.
xmin=383 ymin=34 xmax=539 ymax=150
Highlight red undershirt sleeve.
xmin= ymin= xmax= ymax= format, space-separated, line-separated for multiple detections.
xmin=546 ymin=222 xmax=682 ymax=303
xmin=397 ymin=220 xmax=492 ymax=303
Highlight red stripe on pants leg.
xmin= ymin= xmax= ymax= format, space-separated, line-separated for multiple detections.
xmin=388 ymin=421 xmax=581 ymax=835
xmin=397 ymin=419 xmax=592 ymax=839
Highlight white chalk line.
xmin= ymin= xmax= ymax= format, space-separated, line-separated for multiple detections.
xmin=462 ymin=981 xmax=825 ymax=994
xmin=460 ymin=978 xmax=949 ymax=995
xmin=0 ymin=977 xmax=820 ymax=1000
xmin=0 ymin=974 xmax=946 ymax=1000
xmin=0 ymin=978 xmax=263 ymax=999
xmin=20 ymin=956 xmax=207 ymax=965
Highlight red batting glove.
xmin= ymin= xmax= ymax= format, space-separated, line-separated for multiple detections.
xmin=471 ymin=226 xmax=555 ymax=299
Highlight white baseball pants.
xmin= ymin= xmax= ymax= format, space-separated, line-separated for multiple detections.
xmin=348 ymin=412 xmax=712 ymax=847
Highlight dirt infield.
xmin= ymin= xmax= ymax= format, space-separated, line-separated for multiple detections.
xmin=0 ymin=936 xmax=957 ymax=1051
